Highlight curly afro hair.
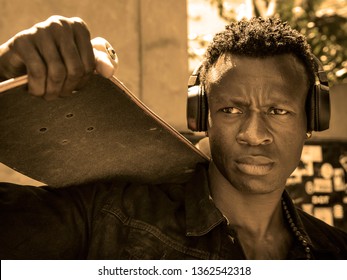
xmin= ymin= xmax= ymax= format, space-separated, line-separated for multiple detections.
xmin=199 ymin=17 xmax=316 ymax=88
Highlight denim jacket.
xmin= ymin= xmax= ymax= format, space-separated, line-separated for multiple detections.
xmin=1 ymin=164 xmax=347 ymax=259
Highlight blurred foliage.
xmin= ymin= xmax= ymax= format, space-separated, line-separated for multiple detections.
xmin=189 ymin=0 xmax=347 ymax=85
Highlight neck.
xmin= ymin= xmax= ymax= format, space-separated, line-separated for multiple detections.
xmin=208 ymin=162 xmax=292 ymax=259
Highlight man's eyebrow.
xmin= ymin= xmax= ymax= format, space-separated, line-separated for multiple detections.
xmin=210 ymin=94 xmax=297 ymax=107
xmin=209 ymin=95 xmax=250 ymax=106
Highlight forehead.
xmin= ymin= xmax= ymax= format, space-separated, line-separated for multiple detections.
xmin=205 ymin=53 xmax=309 ymax=95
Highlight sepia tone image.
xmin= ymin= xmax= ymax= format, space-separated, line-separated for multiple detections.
xmin=0 ymin=0 xmax=347 ymax=260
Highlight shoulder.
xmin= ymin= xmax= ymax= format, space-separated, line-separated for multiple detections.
xmin=119 ymin=181 xmax=185 ymax=215
xmin=298 ymin=208 xmax=347 ymax=239
xmin=297 ymin=208 xmax=347 ymax=259
xmin=0 ymin=179 xmax=123 ymax=211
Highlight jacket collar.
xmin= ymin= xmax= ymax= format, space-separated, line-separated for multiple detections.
xmin=184 ymin=163 xmax=225 ymax=236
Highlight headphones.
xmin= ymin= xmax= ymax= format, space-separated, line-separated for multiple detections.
xmin=187 ymin=55 xmax=330 ymax=132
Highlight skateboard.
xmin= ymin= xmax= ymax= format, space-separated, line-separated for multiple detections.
xmin=0 ymin=74 xmax=209 ymax=187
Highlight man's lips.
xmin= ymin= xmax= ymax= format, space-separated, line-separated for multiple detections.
xmin=235 ymin=156 xmax=274 ymax=176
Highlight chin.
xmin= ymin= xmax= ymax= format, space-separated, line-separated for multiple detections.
xmin=234 ymin=181 xmax=282 ymax=195
xmin=226 ymin=171 xmax=287 ymax=195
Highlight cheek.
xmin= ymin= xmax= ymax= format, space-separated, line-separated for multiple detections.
xmin=208 ymin=127 xmax=235 ymax=163
xmin=208 ymin=135 xmax=231 ymax=178
xmin=277 ymin=130 xmax=306 ymax=173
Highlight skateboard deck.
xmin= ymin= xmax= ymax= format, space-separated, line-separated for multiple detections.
xmin=0 ymin=74 xmax=209 ymax=187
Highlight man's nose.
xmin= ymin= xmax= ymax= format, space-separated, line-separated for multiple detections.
xmin=236 ymin=112 xmax=273 ymax=146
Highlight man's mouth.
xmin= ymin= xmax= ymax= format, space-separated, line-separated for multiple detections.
xmin=235 ymin=156 xmax=274 ymax=176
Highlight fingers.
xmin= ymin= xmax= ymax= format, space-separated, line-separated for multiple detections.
xmin=73 ymin=18 xmax=95 ymax=75
xmin=11 ymin=31 xmax=47 ymax=97
xmin=38 ymin=34 xmax=67 ymax=99
xmin=64 ymin=17 xmax=95 ymax=93
xmin=7 ymin=15 xmax=96 ymax=100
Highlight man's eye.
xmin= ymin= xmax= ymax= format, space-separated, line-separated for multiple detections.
xmin=221 ymin=107 xmax=243 ymax=114
xmin=268 ymin=108 xmax=289 ymax=115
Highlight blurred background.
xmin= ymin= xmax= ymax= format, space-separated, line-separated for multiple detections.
xmin=0 ymin=0 xmax=347 ymax=230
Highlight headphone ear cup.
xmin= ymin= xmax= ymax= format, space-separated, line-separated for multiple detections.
xmin=307 ymin=83 xmax=330 ymax=131
xmin=307 ymin=56 xmax=331 ymax=132
xmin=187 ymin=85 xmax=208 ymax=131
xmin=187 ymin=63 xmax=208 ymax=132
xmin=198 ymin=85 xmax=208 ymax=131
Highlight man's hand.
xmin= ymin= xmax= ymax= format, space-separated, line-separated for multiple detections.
xmin=0 ymin=16 xmax=116 ymax=100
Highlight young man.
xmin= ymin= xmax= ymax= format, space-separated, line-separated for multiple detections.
xmin=0 ymin=16 xmax=346 ymax=259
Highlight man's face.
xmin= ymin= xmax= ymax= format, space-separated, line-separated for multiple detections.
xmin=206 ymin=53 xmax=309 ymax=194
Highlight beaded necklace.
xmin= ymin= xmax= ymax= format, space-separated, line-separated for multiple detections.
xmin=281 ymin=198 xmax=312 ymax=259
